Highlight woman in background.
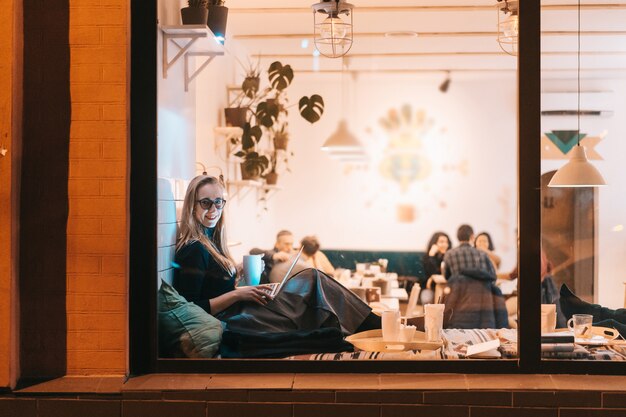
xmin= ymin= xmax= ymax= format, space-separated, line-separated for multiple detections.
xmin=422 ymin=231 xmax=451 ymax=286
xmin=172 ymin=175 xmax=379 ymax=344
xmin=474 ymin=231 xmax=502 ymax=271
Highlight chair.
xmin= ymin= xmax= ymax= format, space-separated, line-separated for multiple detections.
xmin=426 ymin=274 xmax=448 ymax=305
xmin=404 ymin=283 xmax=421 ymax=317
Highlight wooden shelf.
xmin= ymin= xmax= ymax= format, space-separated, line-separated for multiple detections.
xmin=160 ymin=25 xmax=225 ymax=91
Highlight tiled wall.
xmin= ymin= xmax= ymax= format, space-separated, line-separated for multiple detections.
xmin=157 ymin=178 xmax=188 ymax=287
xmin=66 ymin=0 xmax=129 ymax=375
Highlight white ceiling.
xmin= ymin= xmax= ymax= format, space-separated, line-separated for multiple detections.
xmin=225 ymin=1 xmax=626 ymax=79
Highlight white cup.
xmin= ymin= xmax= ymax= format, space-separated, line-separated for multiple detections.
xmin=382 ymin=310 xmax=401 ymax=342
xmin=242 ymin=254 xmax=263 ymax=286
xmin=400 ymin=325 xmax=417 ymax=342
xmin=540 ymin=304 xmax=557 ymax=333
xmin=424 ymin=303 xmax=445 ymax=342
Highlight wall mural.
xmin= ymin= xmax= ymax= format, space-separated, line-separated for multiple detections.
xmin=542 ymin=130 xmax=605 ymax=160
xmin=378 ymin=104 xmax=434 ymax=192
xmin=355 ymin=104 xmax=468 ymax=224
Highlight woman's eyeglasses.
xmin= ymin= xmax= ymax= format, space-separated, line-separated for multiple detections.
xmin=197 ymin=197 xmax=226 ymax=210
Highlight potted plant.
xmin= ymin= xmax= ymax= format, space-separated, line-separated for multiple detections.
xmin=228 ymin=60 xmax=324 ymax=184
xmin=181 ymin=0 xmax=209 ymax=25
xmin=233 ymin=124 xmax=269 ymax=181
xmin=207 ymin=0 xmax=228 ymax=43
xmin=224 ymin=59 xmax=259 ymax=128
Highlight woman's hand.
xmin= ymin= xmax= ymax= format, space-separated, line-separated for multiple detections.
xmin=235 ymin=285 xmax=275 ymax=305
xmin=429 ymin=244 xmax=439 ymax=257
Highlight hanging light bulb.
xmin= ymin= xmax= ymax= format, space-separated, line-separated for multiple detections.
xmin=312 ymin=0 xmax=354 ymax=58
xmin=549 ymin=0 xmax=606 ymax=188
xmin=496 ymin=0 xmax=519 ymax=56
xmin=319 ymin=16 xmax=348 ymax=44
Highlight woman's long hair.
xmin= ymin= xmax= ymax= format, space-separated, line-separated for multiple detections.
xmin=426 ymin=231 xmax=451 ymax=254
xmin=177 ymin=175 xmax=236 ymax=276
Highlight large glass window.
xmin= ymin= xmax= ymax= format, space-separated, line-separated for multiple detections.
xmin=540 ymin=0 xmax=626 ymax=362
xmin=154 ymin=1 xmax=523 ymax=364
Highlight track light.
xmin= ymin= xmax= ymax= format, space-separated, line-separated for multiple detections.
xmin=439 ymin=72 xmax=451 ymax=93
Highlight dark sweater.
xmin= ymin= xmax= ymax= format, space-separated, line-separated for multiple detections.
xmin=173 ymin=228 xmax=236 ymax=315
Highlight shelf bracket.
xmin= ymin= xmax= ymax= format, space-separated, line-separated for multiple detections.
xmin=161 ymin=28 xmax=224 ymax=91
xmin=162 ymin=33 xmax=202 ymax=79
xmin=185 ymin=52 xmax=218 ymax=92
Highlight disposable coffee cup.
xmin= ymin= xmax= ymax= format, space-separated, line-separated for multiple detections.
xmin=382 ymin=310 xmax=400 ymax=342
xmin=424 ymin=303 xmax=445 ymax=342
xmin=242 ymin=254 xmax=263 ymax=286
xmin=541 ymin=304 xmax=557 ymax=333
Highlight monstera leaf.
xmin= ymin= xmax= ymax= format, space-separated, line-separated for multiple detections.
xmin=241 ymin=76 xmax=260 ymax=99
xmin=241 ymin=123 xmax=262 ymax=151
xmin=298 ymin=95 xmax=325 ymax=123
xmin=268 ymin=61 xmax=294 ymax=91
xmin=255 ymin=100 xmax=280 ymax=128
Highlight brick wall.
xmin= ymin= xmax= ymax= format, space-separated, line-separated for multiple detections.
xmin=66 ymin=0 xmax=129 ymax=375
xmin=0 ymin=0 xmax=19 ymax=389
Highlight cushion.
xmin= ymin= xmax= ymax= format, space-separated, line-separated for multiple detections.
xmin=158 ymin=280 xmax=224 ymax=358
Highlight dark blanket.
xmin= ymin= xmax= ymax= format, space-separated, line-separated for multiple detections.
xmin=219 ymin=327 xmax=353 ymax=358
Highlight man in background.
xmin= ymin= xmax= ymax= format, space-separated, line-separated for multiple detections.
xmin=443 ymin=224 xmax=496 ymax=279
xmin=259 ymin=230 xmax=294 ymax=284
xmin=300 ymin=236 xmax=335 ymax=276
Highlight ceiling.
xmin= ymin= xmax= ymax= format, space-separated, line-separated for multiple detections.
xmin=225 ymin=0 xmax=626 ymax=80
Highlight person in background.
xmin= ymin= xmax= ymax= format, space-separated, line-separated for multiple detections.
xmin=474 ymin=231 xmax=502 ymax=271
xmin=422 ymin=231 xmax=451 ymax=287
xmin=300 ymin=235 xmax=335 ymax=276
xmin=260 ymin=230 xmax=294 ymax=284
xmin=443 ymin=224 xmax=496 ymax=279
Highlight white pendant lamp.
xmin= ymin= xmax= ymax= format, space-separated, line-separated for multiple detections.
xmin=321 ymin=119 xmax=363 ymax=153
xmin=548 ymin=0 xmax=606 ymax=188
xmin=548 ymin=146 xmax=606 ymax=187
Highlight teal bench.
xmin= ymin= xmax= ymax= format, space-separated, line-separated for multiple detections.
xmin=323 ymin=249 xmax=426 ymax=281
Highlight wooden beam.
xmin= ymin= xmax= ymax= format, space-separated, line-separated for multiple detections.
xmin=234 ymin=30 xmax=626 ymax=40
xmin=228 ymin=4 xmax=626 ymax=14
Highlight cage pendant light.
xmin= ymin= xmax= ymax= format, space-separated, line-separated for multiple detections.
xmin=496 ymin=0 xmax=519 ymax=56
xmin=548 ymin=0 xmax=606 ymax=188
xmin=312 ymin=0 xmax=354 ymax=59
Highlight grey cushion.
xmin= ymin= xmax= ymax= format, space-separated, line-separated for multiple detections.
xmin=158 ymin=280 xmax=224 ymax=358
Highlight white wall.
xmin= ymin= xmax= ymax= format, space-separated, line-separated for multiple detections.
xmin=271 ymin=73 xmax=518 ymax=272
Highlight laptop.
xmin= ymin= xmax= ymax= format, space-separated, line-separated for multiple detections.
xmin=265 ymin=246 xmax=304 ymax=298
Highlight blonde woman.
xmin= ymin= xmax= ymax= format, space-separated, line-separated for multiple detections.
xmin=173 ymin=175 xmax=380 ymax=350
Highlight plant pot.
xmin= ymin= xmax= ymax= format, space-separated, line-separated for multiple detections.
xmin=181 ymin=7 xmax=209 ymax=25
xmin=207 ymin=5 xmax=229 ymax=42
xmin=224 ymin=107 xmax=247 ymax=128
xmin=273 ymin=135 xmax=289 ymax=151
xmin=240 ymin=162 xmax=262 ymax=181
xmin=264 ymin=172 xmax=278 ymax=185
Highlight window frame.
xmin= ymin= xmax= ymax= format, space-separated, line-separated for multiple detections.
xmin=129 ymin=0 xmax=626 ymax=375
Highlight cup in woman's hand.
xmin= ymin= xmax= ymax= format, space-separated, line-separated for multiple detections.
xmin=242 ymin=254 xmax=263 ymax=286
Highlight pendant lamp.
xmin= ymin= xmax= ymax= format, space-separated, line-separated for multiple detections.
xmin=321 ymin=119 xmax=364 ymax=153
xmin=312 ymin=0 xmax=354 ymax=58
xmin=548 ymin=0 xmax=606 ymax=188
xmin=496 ymin=0 xmax=519 ymax=56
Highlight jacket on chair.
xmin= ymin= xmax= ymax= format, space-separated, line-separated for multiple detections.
xmin=443 ymin=268 xmax=509 ymax=329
